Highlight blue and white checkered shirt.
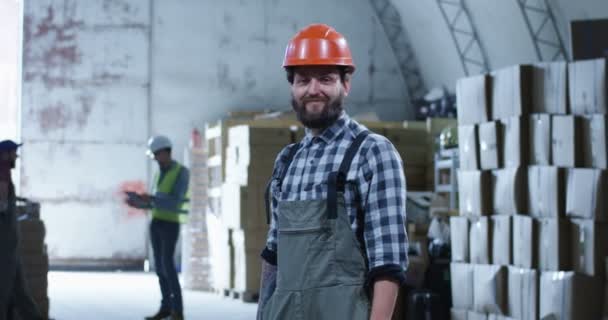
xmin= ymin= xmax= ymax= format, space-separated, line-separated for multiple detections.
xmin=264 ymin=112 xmax=409 ymax=283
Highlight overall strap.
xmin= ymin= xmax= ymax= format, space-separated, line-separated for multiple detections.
xmin=265 ymin=143 xmax=301 ymax=224
xmin=327 ymin=131 xmax=369 ymax=219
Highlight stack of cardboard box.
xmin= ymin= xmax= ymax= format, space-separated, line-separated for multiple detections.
xmin=452 ymin=59 xmax=607 ymax=320
xmin=202 ymin=116 xmax=299 ymax=296
xmin=16 ymin=201 xmax=49 ymax=319
xmin=181 ymin=133 xmax=213 ymax=291
xmin=222 ymin=124 xmax=294 ymax=301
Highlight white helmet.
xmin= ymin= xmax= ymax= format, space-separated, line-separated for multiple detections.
xmin=147 ymin=135 xmax=172 ymax=157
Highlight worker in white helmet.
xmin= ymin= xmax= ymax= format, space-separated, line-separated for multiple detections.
xmin=126 ymin=135 xmax=190 ymax=320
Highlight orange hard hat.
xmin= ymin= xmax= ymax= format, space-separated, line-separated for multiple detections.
xmin=283 ymin=23 xmax=355 ymax=72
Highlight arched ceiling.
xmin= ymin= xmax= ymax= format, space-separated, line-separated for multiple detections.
xmin=377 ymin=0 xmax=608 ymax=93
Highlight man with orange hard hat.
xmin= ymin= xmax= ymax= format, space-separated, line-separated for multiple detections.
xmin=257 ymin=24 xmax=408 ymax=320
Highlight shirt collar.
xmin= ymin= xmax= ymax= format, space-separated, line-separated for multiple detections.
xmin=160 ymin=160 xmax=176 ymax=173
xmin=303 ymin=111 xmax=350 ymax=145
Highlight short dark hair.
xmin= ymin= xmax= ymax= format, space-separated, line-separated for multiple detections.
xmin=285 ymin=66 xmax=353 ymax=84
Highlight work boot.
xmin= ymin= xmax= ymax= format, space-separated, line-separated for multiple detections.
xmin=169 ymin=311 xmax=184 ymax=320
xmin=144 ymin=309 xmax=171 ymax=320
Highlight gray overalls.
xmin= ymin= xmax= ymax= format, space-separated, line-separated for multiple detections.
xmin=262 ymin=131 xmax=371 ymax=320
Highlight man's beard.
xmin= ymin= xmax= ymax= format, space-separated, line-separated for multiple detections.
xmin=291 ymin=95 xmax=344 ymax=130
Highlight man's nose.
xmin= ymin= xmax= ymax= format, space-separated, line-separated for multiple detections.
xmin=307 ymin=78 xmax=321 ymax=95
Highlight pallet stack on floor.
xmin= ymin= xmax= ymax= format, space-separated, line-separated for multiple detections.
xmin=451 ymin=58 xmax=608 ymax=320
xmin=222 ymin=124 xmax=294 ymax=301
xmin=202 ymin=113 xmax=300 ymax=300
xmin=15 ymin=200 xmax=49 ymax=320
xmin=181 ymin=130 xmax=213 ymax=291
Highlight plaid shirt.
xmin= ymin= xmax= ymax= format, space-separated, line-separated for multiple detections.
xmin=264 ymin=112 xmax=408 ymax=282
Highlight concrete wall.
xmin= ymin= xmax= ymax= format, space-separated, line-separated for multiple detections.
xmin=21 ymin=0 xmax=407 ymax=264
xmin=150 ymin=0 xmax=409 ymax=158
xmin=0 ymin=0 xmax=21 ymax=142
xmin=393 ymin=0 xmax=608 ymax=91
xmin=22 ymin=0 xmax=151 ymax=264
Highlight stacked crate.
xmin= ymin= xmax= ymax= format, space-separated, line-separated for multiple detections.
xmin=16 ymin=200 xmax=49 ymax=319
xmin=181 ymin=130 xmax=213 ymax=291
xmin=222 ymin=124 xmax=294 ymax=301
xmin=451 ymin=59 xmax=608 ymax=320
xmin=203 ymin=115 xmax=299 ymax=297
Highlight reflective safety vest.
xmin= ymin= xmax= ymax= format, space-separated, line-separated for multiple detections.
xmin=151 ymin=163 xmax=189 ymax=223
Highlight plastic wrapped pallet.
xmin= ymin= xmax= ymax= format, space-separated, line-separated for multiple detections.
xmin=507 ymin=267 xmax=538 ymax=320
xmin=232 ymin=228 xmax=268 ymax=301
xmin=473 ymin=264 xmax=507 ymax=315
xmin=540 ymin=271 xmax=603 ymax=320
xmin=450 ymin=263 xmax=474 ymax=309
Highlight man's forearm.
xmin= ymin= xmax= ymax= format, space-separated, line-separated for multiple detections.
xmin=257 ymin=260 xmax=277 ymax=320
xmin=370 ymin=279 xmax=399 ymax=320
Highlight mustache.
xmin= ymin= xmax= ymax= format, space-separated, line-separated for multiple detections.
xmin=301 ymin=96 xmax=328 ymax=103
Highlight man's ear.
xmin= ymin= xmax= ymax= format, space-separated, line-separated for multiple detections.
xmin=342 ymin=77 xmax=352 ymax=97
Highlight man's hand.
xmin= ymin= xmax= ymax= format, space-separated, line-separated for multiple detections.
xmin=257 ymin=260 xmax=277 ymax=320
xmin=370 ymin=279 xmax=399 ymax=320
xmin=139 ymin=193 xmax=152 ymax=203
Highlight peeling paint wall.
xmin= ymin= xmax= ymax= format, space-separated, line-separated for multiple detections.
xmin=21 ymin=0 xmax=409 ymax=264
xmin=22 ymin=0 xmax=151 ymax=263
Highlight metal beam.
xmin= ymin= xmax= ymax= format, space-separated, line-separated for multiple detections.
xmin=436 ymin=0 xmax=490 ymax=75
xmin=515 ymin=0 xmax=568 ymax=61
xmin=369 ymin=0 xmax=427 ymax=101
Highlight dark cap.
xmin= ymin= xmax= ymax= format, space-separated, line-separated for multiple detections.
xmin=0 ymin=140 xmax=23 ymax=151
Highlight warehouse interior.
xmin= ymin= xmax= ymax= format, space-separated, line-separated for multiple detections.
xmin=2 ymin=0 xmax=608 ymax=319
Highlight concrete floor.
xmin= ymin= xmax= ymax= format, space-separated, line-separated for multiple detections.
xmin=48 ymin=272 xmax=257 ymax=320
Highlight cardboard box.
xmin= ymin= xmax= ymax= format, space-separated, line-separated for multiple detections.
xmin=458 ymin=170 xmax=492 ymax=216
xmin=451 ymin=309 xmax=468 ymax=320
xmin=571 ymin=19 xmax=608 ymax=60
xmin=450 ymin=216 xmax=469 ymax=262
xmin=527 ymin=166 xmax=565 ymax=218
xmin=508 ymin=267 xmax=538 ymax=320
xmin=568 ymin=58 xmax=607 ymax=115
xmin=500 ymin=116 xmax=529 ymax=167
xmin=538 ymin=218 xmax=571 ymax=271
xmin=478 ymin=121 xmax=503 ymax=170
xmin=469 ymin=217 xmax=491 ymax=264
xmin=491 ymin=167 xmax=527 ymax=215
xmin=457 ymin=74 xmax=492 ymax=124
xmin=491 ymin=216 xmax=512 ymax=265
xmin=533 ymin=61 xmax=568 ymax=114
xmin=459 ymin=124 xmax=479 ymax=170
xmin=512 ymin=215 xmax=537 ymax=269
xmin=551 ymin=115 xmax=583 ymax=167
xmin=540 ymin=271 xmax=603 ymax=320
xmin=582 ymin=114 xmax=608 ymax=168
xmin=529 ymin=114 xmax=552 ymax=165
xmin=491 ymin=65 xmax=533 ymax=119
xmin=451 ymin=263 xmax=474 ymax=309
xmin=565 ymin=168 xmax=607 ymax=220
xmin=467 ymin=311 xmax=487 ymax=320
xmin=570 ymin=219 xmax=608 ymax=277
xmin=473 ymin=264 xmax=507 ymax=315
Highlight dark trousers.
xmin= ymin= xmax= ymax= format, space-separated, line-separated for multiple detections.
xmin=6 ymin=261 xmax=43 ymax=320
xmin=150 ymin=219 xmax=182 ymax=313
xmin=1 ymin=211 xmax=42 ymax=320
